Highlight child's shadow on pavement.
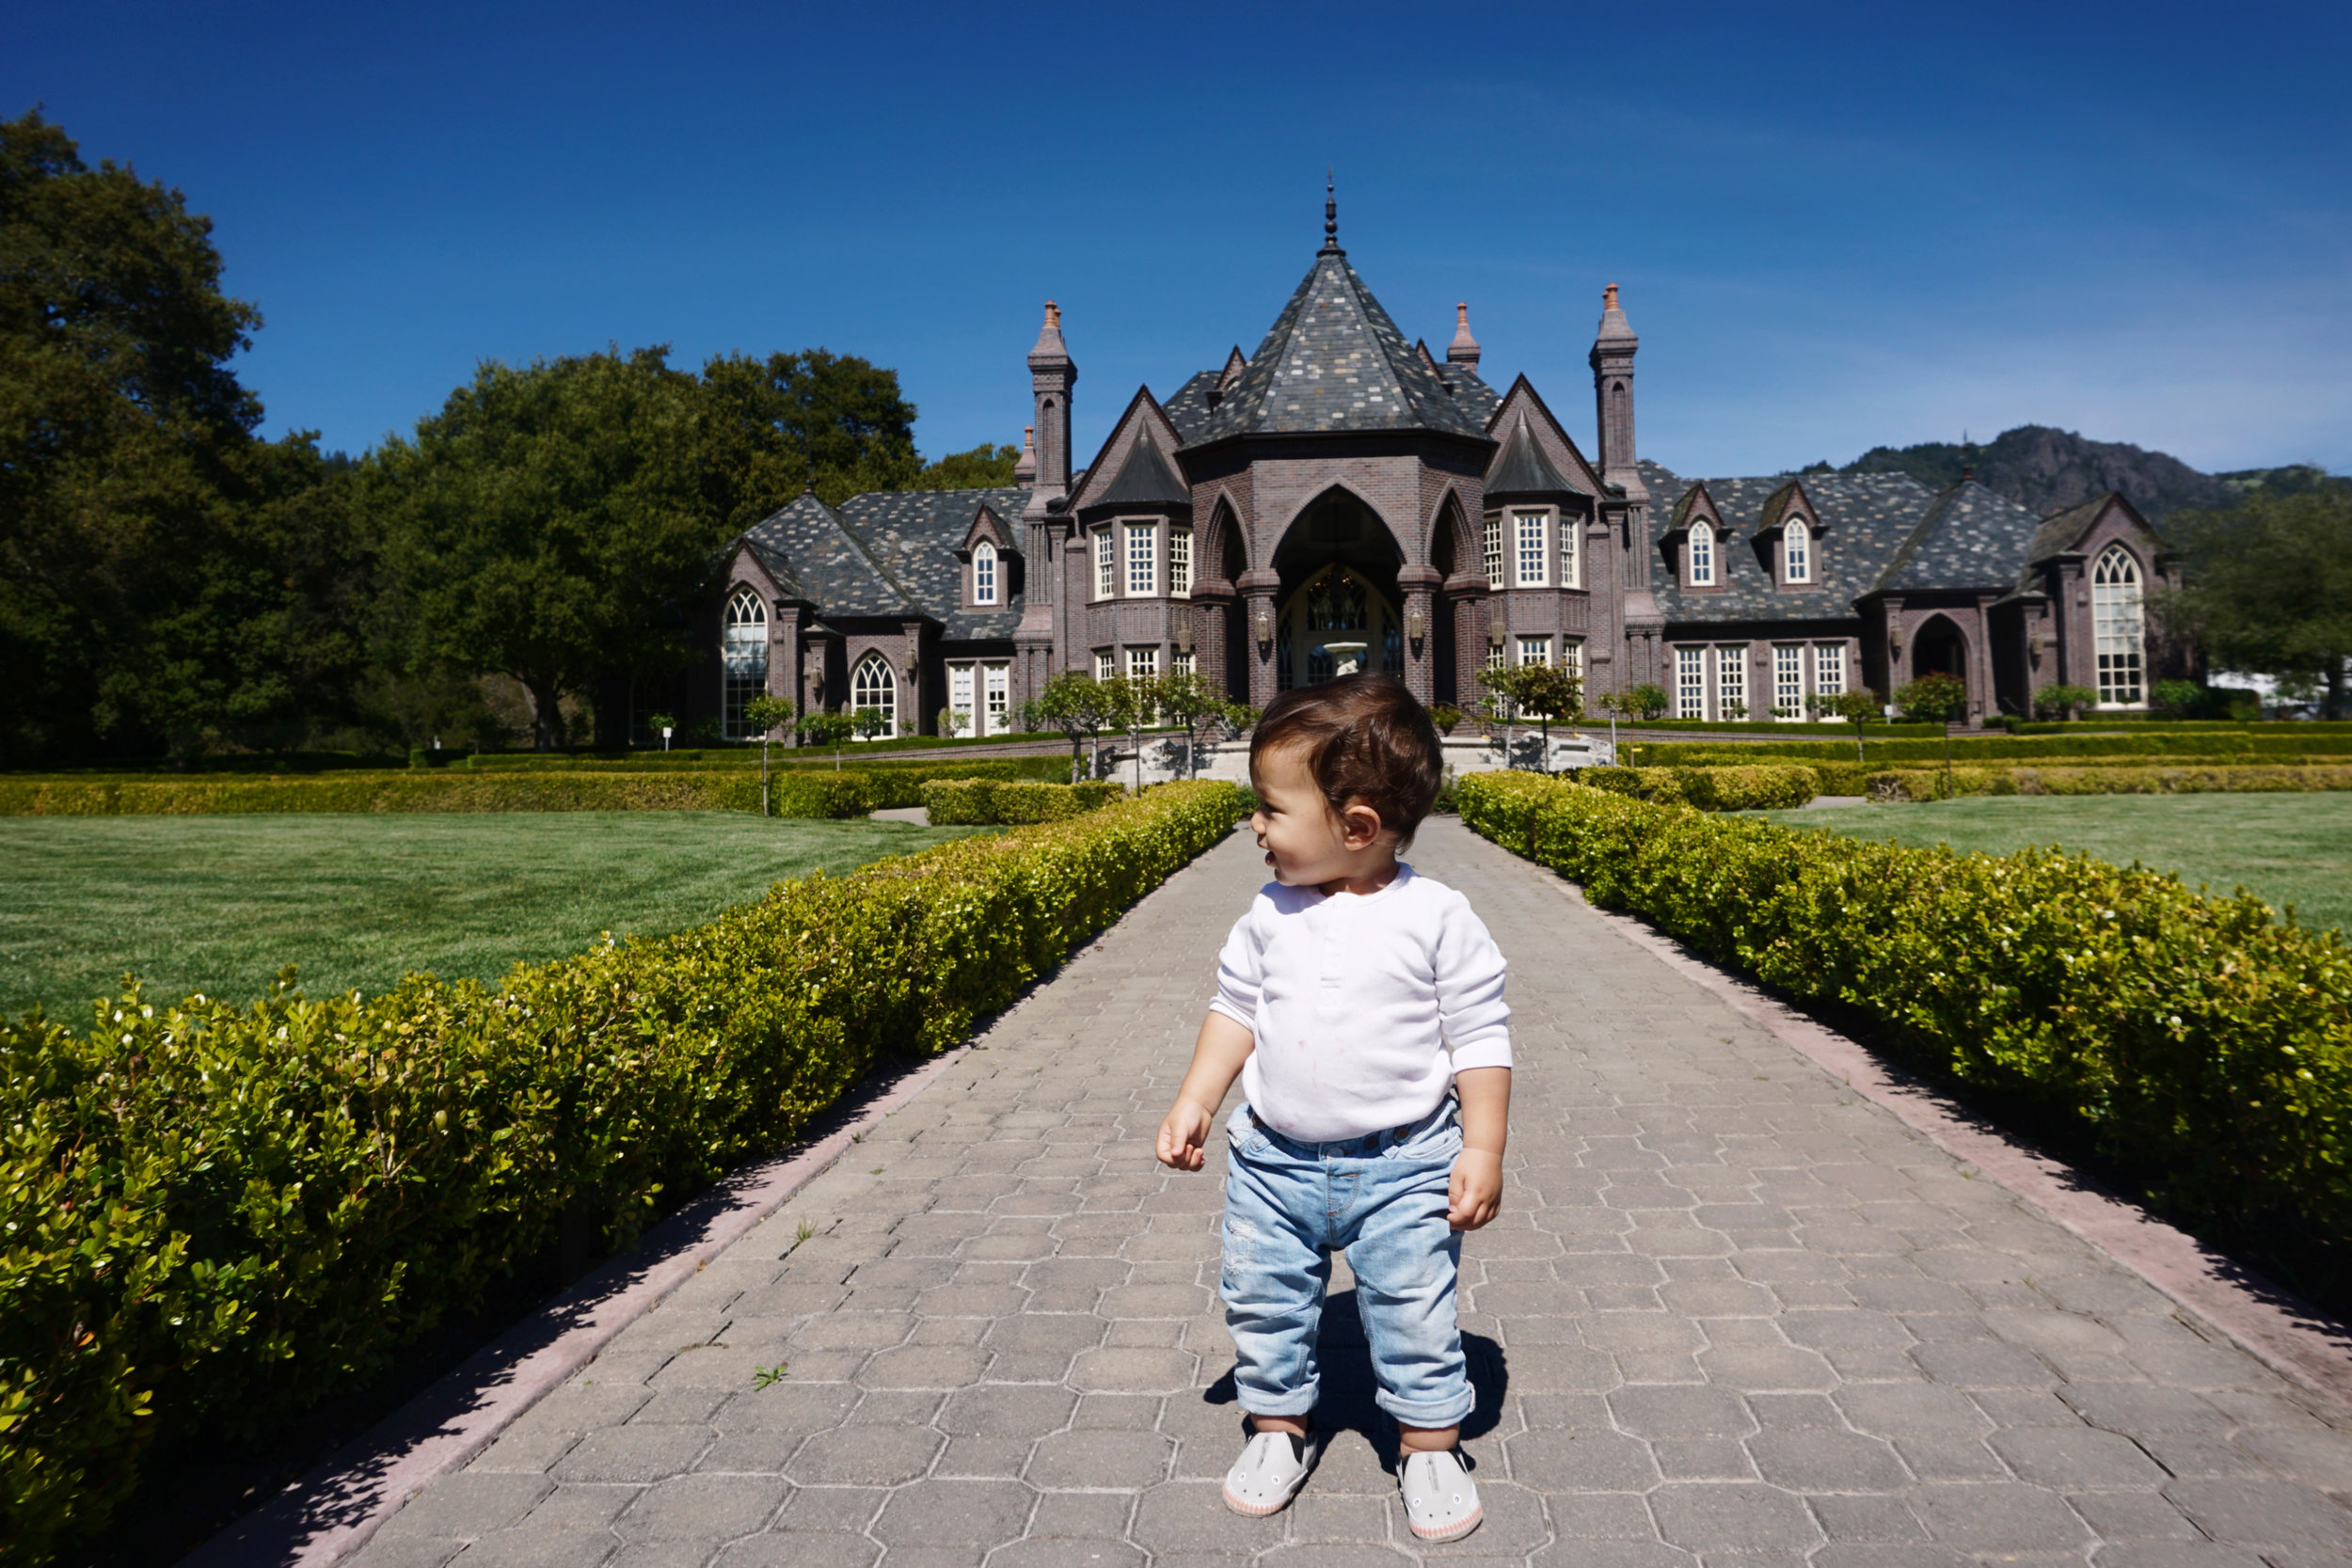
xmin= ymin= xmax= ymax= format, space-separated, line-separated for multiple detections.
xmin=1202 ymin=1287 xmax=1507 ymax=1474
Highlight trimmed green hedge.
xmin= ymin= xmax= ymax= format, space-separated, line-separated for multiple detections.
xmin=1455 ymin=768 xmax=2352 ymax=1305
xmin=1576 ymin=764 xmax=1818 ymax=811
xmin=923 ymin=779 xmax=1124 ymax=824
xmin=1866 ymin=764 xmax=2352 ymax=801
xmin=0 ymin=780 xmax=1243 ymax=1561
xmin=1633 ymin=731 xmax=2352 ymax=767
xmin=0 ymin=763 xmax=1052 ymax=819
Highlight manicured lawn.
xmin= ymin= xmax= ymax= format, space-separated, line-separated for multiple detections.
xmin=0 ymin=812 xmax=988 ymax=1021
xmin=1759 ymin=793 xmax=2352 ymax=935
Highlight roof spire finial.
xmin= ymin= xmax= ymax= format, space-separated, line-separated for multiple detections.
xmin=1322 ymin=167 xmax=1341 ymax=253
xmin=1447 ymin=301 xmax=1482 ymax=369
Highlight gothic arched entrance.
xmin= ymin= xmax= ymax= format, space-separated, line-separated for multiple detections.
xmin=1272 ymin=487 xmax=1405 ymax=691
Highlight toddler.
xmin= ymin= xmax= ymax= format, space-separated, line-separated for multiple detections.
xmin=1155 ymin=673 xmax=1510 ymax=1544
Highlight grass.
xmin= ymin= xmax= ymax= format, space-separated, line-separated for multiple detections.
xmin=1759 ymin=793 xmax=2352 ymax=935
xmin=0 ymin=811 xmax=989 ymax=1021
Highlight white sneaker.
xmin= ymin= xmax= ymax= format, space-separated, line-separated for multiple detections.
xmin=1399 ymin=1448 xmax=1483 ymax=1542
xmin=1222 ymin=1429 xmax=1314 ymax=1516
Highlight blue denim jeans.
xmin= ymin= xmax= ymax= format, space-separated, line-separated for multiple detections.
xmin=1219 ymin=1100 xmax=1471 ymax=1429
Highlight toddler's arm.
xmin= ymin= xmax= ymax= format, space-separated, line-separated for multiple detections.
xmin=1155 ymin=1010 xmax=1255 ymax=1171
xmin=1449 ymin=1066 xmax=1511 ymax=1230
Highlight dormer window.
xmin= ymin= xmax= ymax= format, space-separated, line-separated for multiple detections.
xmin=973 ymin=539 xmax=998 ymax=605
xmin=1689 ymin=521 xmax=1716 ymax=586
xmin=1784 ymin=519 xmax=1810 ymax=584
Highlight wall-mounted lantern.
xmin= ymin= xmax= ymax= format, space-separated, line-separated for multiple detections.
xmin=2027 ymin=630 xmax=2045 ymax=666
xmin=1253 ymin=603 xmax=1273 ymax=652
xmin=904 ymin=632 xmax=921 ymax=674
xmin=1405 ymin=607 xmax=1427 ymax=650
xmin=1887 ymin=625 xmax=1904 ymax=656
xmin=1175 ymin=617 xmax=1195 ymax=656
xmin=1486 ymin=596 xmax=1508 ymax=647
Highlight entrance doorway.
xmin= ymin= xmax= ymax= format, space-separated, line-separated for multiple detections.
xmin=1272 ymin=487 xmax=1405 ymax=690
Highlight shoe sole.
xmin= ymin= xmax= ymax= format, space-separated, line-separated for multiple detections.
xmin=1407 ymin=1504 xmax=1484 ymax=1543
xmin=1222 ymin=1481 xmax=1306 ymax=1517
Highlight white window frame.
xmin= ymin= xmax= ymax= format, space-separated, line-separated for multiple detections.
xmin=1168 ymin=527 xmax=1192 ymax=596
xmin=1514 ymin=509 xmax=1549 ymax=588
xmin=1773 ymin=643 xmax=1804 ymax=720
xmin=1688 ymin=521 xmax=1716 ymax=586
xmin=1095 ymin=649 xmax=1117 ymax=682
xmin=972 ymin=539 xmax=998 ymax=605
xmin=2092 ymin=545 xmax=2145 ymax=707
xmin=983 ymin=662 xmax=1009 ymax=734
xmin=1560 ymin=511 xmax=1581 ymax=589
xmin=1783 ymin=519 xmax=1811 ymax=584
xmin=1125 ymin=521 xmax=1157 ymax=597
xmin=1092 ymin=525 xmax=1116 ymax=601
xmin=1715 ymin=642 xmax=1749 ymax=719
xmin=1170 ymin=647 xmax=1195 ymax=679
xmin=1517 ymin=634 xmax=1551 ymax=667
xmin=1482 ymin=512 xmax=1504 ymax=588
xmin=1813 ymin=641 xmax=1847 ymax=699
xmin=850 ymin=651 xmax=897 ymax=738
xmin=948 ymin=661 xmax=976 ymax=732
xmin=1562 ymin=638 xmax=1585 ymax=681
xmin=1484 ymin=642 xmax=1507 ymax=673
xmin=1676 ymin=646 xmax=1707 ymax=720
xmin=722 ymin=585 xmax=769 ymax=740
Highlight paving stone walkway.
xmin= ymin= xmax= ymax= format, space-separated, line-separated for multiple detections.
xmin=350 ymin=819 xmax=2352 ymax=1568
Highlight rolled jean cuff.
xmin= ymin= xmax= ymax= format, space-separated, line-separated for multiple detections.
xmin=1376 ymin=1385 xmax=1474 ymax=1429
xmin=1235 ymin=1381 xmax=1320 ymax=1419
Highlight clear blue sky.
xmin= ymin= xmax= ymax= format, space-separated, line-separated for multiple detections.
xmin=9 ymin=0 xmax=2347 ymax=479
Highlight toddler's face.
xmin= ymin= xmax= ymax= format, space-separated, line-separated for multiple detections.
xmin=1249 ymin=742 xmax=1376 ymax=888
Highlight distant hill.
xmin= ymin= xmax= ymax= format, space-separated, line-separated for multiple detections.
xmin=1800 ymin=425 xmax=2338 ymax=521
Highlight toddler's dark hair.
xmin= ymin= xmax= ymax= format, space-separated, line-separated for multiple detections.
xmin=1249 ymin=673 xmax=1443 ymax=847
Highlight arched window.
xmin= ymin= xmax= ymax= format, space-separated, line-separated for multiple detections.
xmin=722 ymin=586 xmax=768 ymax=739
xmin=1689 ymin=522 xmax=1715 ymax=586
xmin=973 ymin=540 xmax=997 ymax=605
xmin=2092 ymin=546 xmax=2144 ymax=707
xmin=850 ymin=652 xmax=897 ymax=737
xmin=1784 ymin=519 xmax=1811 ymax=583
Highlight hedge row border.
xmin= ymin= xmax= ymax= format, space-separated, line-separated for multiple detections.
xmin=1494 ymin=846 xmax=2352 ymax=1411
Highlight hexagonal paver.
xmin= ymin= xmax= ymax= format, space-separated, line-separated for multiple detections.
xmin=784 ymin=1425 xmax=943 ymax=1486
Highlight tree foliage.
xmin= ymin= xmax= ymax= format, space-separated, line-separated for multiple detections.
xmin=368 ymin=347 xmax=727 ymax=750
xmin=2163 ymin=490 xmax=2352 ymax=719
xmin=0 ymin=109 xmax=366 ymax=763
xmin=696 ymin=349 xmax=921 ymax=523
xmin=914 ymin=442 xmax=1020 ymax=490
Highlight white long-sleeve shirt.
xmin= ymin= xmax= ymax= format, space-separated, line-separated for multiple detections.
xmin=1209 ymin=863 xmax=1512 ymax=1144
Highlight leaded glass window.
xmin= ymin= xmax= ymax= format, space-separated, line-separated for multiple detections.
xmin=973 ymin=541 xmax=997 ymax=605
xmin=850 ymin=651 xmax=896 ymax=738
xmin=1715 ymin=643 xmax=1748 ymax=718
xmin=2093 ymin=546 xmax=2144 ymax=706
xmin=723 ymin=586 xmax=768 ymax=739
xmin=984 ymin=663 xmax=1009 ymax=732
xmin=1784 ymin=520 xmax=1811 ymax=583
xmin=1482 ymin=513 xmax=1504 ymax=587
xmin=1689 ymin=522 xmax=1715 ymax=586
xmin=1126 ymin=522 xmax=1156 ymax=596
xmin=1677 ymin=646 xmax=1706 ymax=719
xmin=1774 ymin=644 xmax=1804 ymax=719
xmin=1168 ymin=528 xmax=1191 ymax=596
xmin=1518 ymin=635 xmax=1550 ymax=667
xmin=1813 ymin=641 xmax=1847 ymax=697
xmin=1093 ymin=527 xmax=1115 ymax=600
xmin=1515 ymin=510 xmax=1548 ymax=587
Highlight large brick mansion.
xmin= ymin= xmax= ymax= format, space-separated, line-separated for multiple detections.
xmin=692 ymin=200 xmax=2180 ymax=740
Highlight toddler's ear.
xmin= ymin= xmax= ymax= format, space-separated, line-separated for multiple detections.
xmin=1340 ymin=800 xmax=1385 ymax=849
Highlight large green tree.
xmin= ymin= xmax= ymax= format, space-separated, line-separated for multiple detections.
xmin=2163 ymin=489 xmax=2352 ymax=719
xmin=696 ymin=348 xmax=922 ymax=525
xmin=370 ymin=347 xmax=727 ymax=749
xmin=0 ymin=109 xmax=360 ymax=761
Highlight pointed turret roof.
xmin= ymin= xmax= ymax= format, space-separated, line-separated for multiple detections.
xmin=1195 ymin=249 xmax=1487 ymax=442
xmin=1485 ymin=414 xmax=1576 ymax=497
xmin=1091 ymin=427 xmax=1191 ymax=509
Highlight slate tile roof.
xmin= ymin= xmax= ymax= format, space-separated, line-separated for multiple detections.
xmin=836 ymin=486 xmax=1033 ymax=641
xmin=1089 ymin=429 xmax=1191 ymax=509
xmin=2021 ymin=496 xmax=2106 ymax=574
xmin=1639 ymin=462 xmax=1937 ymax=626
xmin=1873 ymin=481 xmax=2050 ymax=594
xmin=1159 ymin=370 xmax=1219 ymax=445
xmin=1440 ymin=362 xmax=1503 ymax=429
xmin=742 ymin=492 xmax=918 ymax=619
xmin=738 ymin=485 xmax=1033 ymax=641
xmin=1192 ymin=250 xmax=1487 ymax=442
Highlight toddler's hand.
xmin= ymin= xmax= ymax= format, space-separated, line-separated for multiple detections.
xmin=1448 ymin=1148 xmax=1503 ymax=1230
xmin=1157 ymin=1100 xmax=1215 ymax=1171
